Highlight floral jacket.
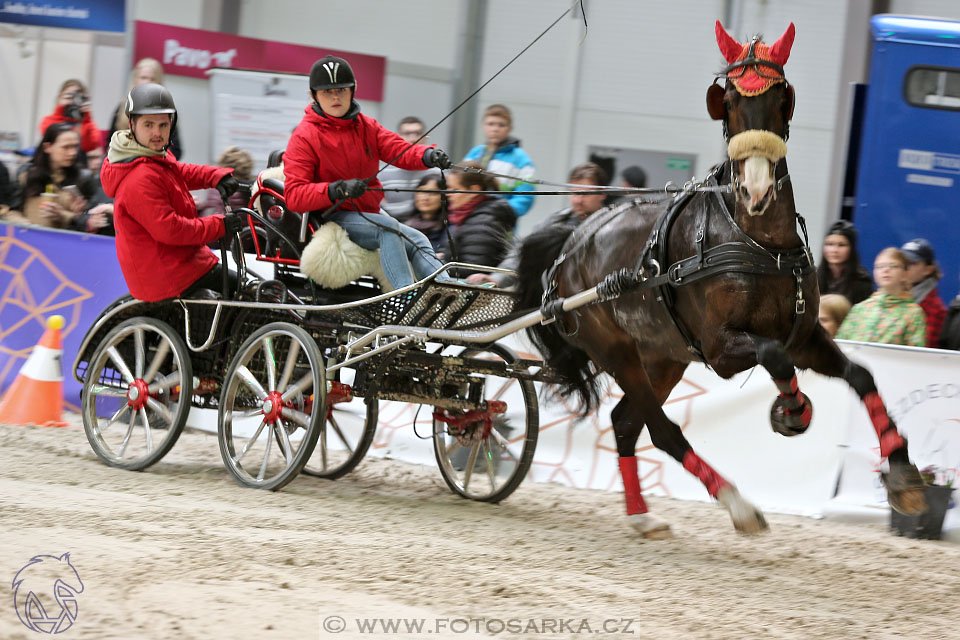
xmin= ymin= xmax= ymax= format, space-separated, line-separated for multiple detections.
xmin=836 ymin=291 xmax=926 ymax=347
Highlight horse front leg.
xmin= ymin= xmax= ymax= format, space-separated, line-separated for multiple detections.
xmin=791 ymin=328 xmax=926 ymax=515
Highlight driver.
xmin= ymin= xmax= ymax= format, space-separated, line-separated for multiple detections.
xmin=101 ymin=83 xmax=245 ymax=301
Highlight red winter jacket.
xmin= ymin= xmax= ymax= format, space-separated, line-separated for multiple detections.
xmin=285 ymin=103 xmax=432 ymax=214
xmin=39 ymin=105 xmax=102 ymax=153
xmin=101 ymin=153 xmax=231 ymax=301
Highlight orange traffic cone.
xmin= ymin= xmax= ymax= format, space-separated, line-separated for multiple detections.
xmin=0 ymin=315 xmax=68 ymax=427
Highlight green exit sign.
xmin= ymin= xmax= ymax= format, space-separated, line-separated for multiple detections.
xmin=666 ymin=158 xmax=691 ymax=171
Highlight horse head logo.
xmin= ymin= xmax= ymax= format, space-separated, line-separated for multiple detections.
xmin=11 ymin=553 xmax=84 ymax=634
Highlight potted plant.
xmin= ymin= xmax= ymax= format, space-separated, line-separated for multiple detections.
xmin=890 ymin=465 xmax=956 ymax=540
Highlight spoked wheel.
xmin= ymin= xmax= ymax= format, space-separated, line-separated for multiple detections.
xmin=81 ymin=317 xmax=193 ymax=470
xmin=433 ymin=342 xmax=539 ymax=503
xmin=300 ymin=356 xmax=377 ymax=480
xmin=218 ymin=322 xmax=325 ymax=491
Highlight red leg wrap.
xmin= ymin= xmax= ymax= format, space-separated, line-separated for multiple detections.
xmin=618 ymin=456 xmax=648 ymax=515
xmin=798 ymin=393 xmax=812 ymax=427
xmin=774 ymin=376 xmax=800 ymax=396
xmin=864 ymin=392 xmax=903 ymax=457
xmin=682 ymin=450 xmax=731 ymax=498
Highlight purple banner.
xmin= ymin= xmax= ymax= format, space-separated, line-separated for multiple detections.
xmin=0 ymin=223 xmax=128 ymax=410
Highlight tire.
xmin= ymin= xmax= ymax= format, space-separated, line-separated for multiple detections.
xmin=218 ymin=322 xmax=325 ymax=491
xmin=81 ymin=317 xmax=193 ymax=471
xmin=300 ymin=356 xmax=377 ymax=480
xmin=433 ymin=342 xmax=539 ymax=503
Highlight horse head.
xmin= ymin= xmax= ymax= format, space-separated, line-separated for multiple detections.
xmin=707 ymin=20 xmax=796 ymax=218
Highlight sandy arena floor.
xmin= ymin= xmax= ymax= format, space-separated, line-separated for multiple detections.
xmin=2 ymin=415 xmax=959 ymax=640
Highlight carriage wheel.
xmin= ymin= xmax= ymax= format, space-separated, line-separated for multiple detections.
xmin=81 ymin=317 xmax=193 ymax=470
xmin=218 ymin=322 xmax=325 ymax=491
xmin=433 ymin=343 xmax=539 ymax=503
xmin=299 ymin=357 xmax=378 ymax=480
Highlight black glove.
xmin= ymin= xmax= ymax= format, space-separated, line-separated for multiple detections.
xmin=328 ymin=179 xmax=367 ymax=201
xmin=222 ymin=212 xmax=245 ymax=236
xmin=423 ymin=147 xmax=451 ymax=170
xmin=216 ymin=174 xmax=240 ymax=200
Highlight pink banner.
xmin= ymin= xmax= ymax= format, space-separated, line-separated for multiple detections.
xmin=133 ymin=21 xmax=385 ymax=102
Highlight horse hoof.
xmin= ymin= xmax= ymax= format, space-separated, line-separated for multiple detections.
xmin=717 ymin=486 xmax=769 ymax=535
xmin=882 ymin=467 xmax=927 ymax=516
xmin=626 ymin=513 xmax=675 ymax=539
xmin=769 ymin=394 xmax=812 ymax=437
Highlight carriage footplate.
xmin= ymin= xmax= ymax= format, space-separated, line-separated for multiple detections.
xmin=432 ymin=400 xmax=507 ymax=443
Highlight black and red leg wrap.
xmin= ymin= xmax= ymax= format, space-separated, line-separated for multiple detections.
xmin=773 ymin=376 xmax=812 ymax=428
xmin=864 ymin=391 xmax=904 ymax=458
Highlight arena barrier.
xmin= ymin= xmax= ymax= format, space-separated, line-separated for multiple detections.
xmin=2 ymin=222 xmax=957 ymax=538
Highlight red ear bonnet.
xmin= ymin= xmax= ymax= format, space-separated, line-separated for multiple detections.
xmin=716 ymin=20 xmax=794 ymax=96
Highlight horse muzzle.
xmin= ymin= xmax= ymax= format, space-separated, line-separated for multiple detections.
xmin=728 ymin=130 xmax=787 ymax=216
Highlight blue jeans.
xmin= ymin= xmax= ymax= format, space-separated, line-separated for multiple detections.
xmin=328 ymin=210 xmax=448 ymax=289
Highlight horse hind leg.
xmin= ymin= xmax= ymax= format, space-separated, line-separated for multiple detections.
xmin=791 ymin=330 xmax=926 ymax=516
xmin=615 ymin=359 xmax=767 ymax=536
xmin=610 ymin=397 xmax=674 ymax=539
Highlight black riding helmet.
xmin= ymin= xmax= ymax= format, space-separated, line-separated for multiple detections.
xmin=125 ymin=83 xmax=177 ymax=148
xmin=309 ymin=55 xmax=356 ymax=92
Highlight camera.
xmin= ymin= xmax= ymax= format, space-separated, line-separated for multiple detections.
xmin=63 ymin=92 xmax=87 ymax=121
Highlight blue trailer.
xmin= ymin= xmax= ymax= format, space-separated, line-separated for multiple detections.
xmin=852 ymin=14 xmax=960 ymax=302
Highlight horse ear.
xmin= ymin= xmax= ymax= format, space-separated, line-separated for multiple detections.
xmin=783 ymin=83 xmax=795 ymax=121
xmin=715 ymin=20 xmax=742 ymax=63
xmin=706 ymin=83 xmax=726 ymax=120
xmin=769 ymin=22 xmax=796 ymax=66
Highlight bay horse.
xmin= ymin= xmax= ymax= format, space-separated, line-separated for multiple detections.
xmin=516 ymin=21 xmax=927 ymax=537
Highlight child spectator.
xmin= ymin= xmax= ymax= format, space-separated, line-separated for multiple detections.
xmin=403 ymin=174 xmax=448 ymax=257
xmin=378 ymin=117 xmax=439 ymax=221
xmin=836 ymin=247 xmax=926 ymax=346
xmin=817 ymin=220 xmax=873 ymax=305
xmin=38 ymin=79 xmax=101 ymax=153
xmin=817 ymin=294 xmax=851 ymax=339
xmin=462 ymin=104 xmax=535 ymax=219
xmin=108 ymin=58 xmax=183 ymax=159
xmin=900 ymin=238 xmax=947 ymax=347
xmin=443 ymin=162 xmax=516 ymax=275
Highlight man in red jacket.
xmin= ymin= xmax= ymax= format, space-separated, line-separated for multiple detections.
xmin=284 ymin=55 xmax=453 ymax=290
xmin=101 ymin=83 xmax=243 ymax=301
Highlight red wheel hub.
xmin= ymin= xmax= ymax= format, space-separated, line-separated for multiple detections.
xmin=126 ymin=379 xmax=150 ymax=410
xmin=261 ymin=390 xmax=285 ymax=423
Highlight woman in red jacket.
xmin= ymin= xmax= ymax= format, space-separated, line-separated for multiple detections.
xmin=38 ymin=79 xmax=102 ymax=154
xmin=284 ymin=56 xmax=452 ymax=290
xmin=101 ymin=83 xmax=243 ymax=302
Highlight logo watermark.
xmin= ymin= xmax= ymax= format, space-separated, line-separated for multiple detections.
xmin=320 ymin=614 xmax=636 ymax=635
xmin=11 ymin=553 xmax=84 ymax=634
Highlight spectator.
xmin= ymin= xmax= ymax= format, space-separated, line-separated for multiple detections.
xmin=101 ymin=83 xmax=242 ymax=301
xmin=403 ymin=174 xmax=448 ymax=256
xmin=73 ymin=147 xmax=115 ymax=235
xmin=108 ymin=58 xmax=183 ymax=159
xmin=442 ymin=162 xmax=516 ymax=276
xmin=18 ymin=122 xmax=90 ymax=229
xmin=378 ymin=117 xmax=439 ymax=221
xmin=467 ymin=162 xmax=609 ymax=287
xmin=38 ymin=79 xmax=101 ymax=154
xmin=612 ymin=164 xmax=647 ymax=205
xmin=817 ymin=293 xmax=851 ymax=339
xmin=284 ymin=55 xmax=452 ymax=290
xmin=940 ymin=269 xmax=960 ymax=350
xmin=836 ymin=247 xmax=926 ymax=346
xmin=817 ymin=219 xmax=873 ymax=304
xmin=462 ymin=104 xmax=535 ymax=220
xmin=0 ymin=160 xmax=19 ymax=212
xmin=900 ymin=238 xmax=947 ymax=347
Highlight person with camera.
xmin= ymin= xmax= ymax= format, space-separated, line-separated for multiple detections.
xmin=101 ymin=83 xmax=244 ymax=301
xmin=38 ymin=79 xmax=102 ymax=153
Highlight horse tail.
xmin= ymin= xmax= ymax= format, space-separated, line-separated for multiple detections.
xmin=516 ymin=224 xmax=602 ymax=415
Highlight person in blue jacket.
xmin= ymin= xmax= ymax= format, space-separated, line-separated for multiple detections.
xmin=462 ymin=104 xmax=535 ymax=220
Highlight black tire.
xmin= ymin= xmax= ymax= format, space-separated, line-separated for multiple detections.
xmin=81 ymin=317 xmax=193 ymax=470
xmin=433 ymin=342 xmax=539 ymax=503
xmin=218 ymin=322 xmax=325 ymax=491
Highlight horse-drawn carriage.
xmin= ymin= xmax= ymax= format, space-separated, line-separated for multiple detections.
xmin=72 ymin=179 xmax=546 ymax=503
